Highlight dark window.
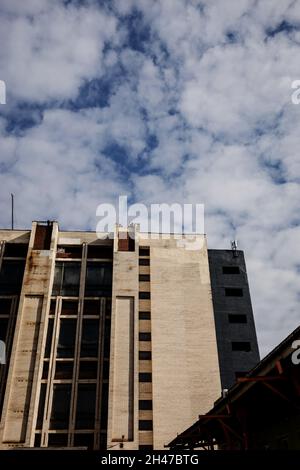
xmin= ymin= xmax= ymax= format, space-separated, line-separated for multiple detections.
xmin=223 ymin=266 xmax=240 ymax=274
xmin=42 ymin=361 xmax=49 ymax=379
xmin=139 ymin=333 xmax=151 ymax=341
xmin=83 ymin=300 xmax=100 ymax=316
xmin=225 ymin=288 xmax=243 ymax=297
xmin=57 ymin=319 xmax=77 ymax=358
xmin=36 ymin=383 xmax=46 ymax=429
xmin=49 ymin=300 xmax=56 ymax=316
xmin=228 ymin=314 xmax=247 ymax=324
xmin=139 ymin=274 xmax=150 ymax=282
xmin=139 ymin=400 xmax=152 ymax=410
xmin=103 ymin=360 xmax=109 ymax=380
xmin=48 ymin=433 xmax=68 ymax=447
xmin=73 ymin=433 xmax=94 ymax=449
xmin=61 ymin=300 xmax=78 ymax=316
xmin=139 ymin=258 xmax=150 ymax=266
xmin=139 ymin=351 xmax=151 ymax=360
xmin=139 ymin=292 xmax=151 ymax=299
xmin=139 ymin=420 xmax=153 ymax=431
xmin=52 ymin=262 xmax=81 ymax=296
xmin=139 ymin=247 xmax=150 ymax=257
xmin=79 ymin=361 xmax=98 ymax=379
xmin=50 ymin=384 xmax=71 ymax=429
xmin=103 ymin=319 xmax=111 ymax=358
xmin=0 ymin=260 xmax=25 ymax=294
xmin=100 ymin=382 xmax=109 ymax=430
xmin=232 ymin=341 xmax=251 ymax=352
xmin=139 ymin=373 xmax=152 ymax=382
xmin=75 ymin=384 xmax=96 ymax=429
xmin=44 ymin=319 xmax=54 ymax=358
xmin=80 ymin=319 xmax=99 ymax=357
xmin=4 ymin=243 xmax=28 ymax=258
xmin=56 ymin=245 xmax=82 ymax=259
xmin=55 ymin=361 xmax=74 ymax=379
xmin=139 ymin=312 xmax=151 ymax=320
xmin=0 ymin=318 xmax=8 ymax=342
xmin=87 ymin=245 xmax=112 ymax=259
xmin=0 ymin=298 xmax=12 ymax=316
xmin=85 ymin=262 xmax=112 ymax=296
xmin=139 ymin=445 xmax=153 ymax=450
xmin=34 ymin=434 xmax=41 ymax=447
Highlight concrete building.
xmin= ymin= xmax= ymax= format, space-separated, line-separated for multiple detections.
xmin=0 ymin=221 xmax=259 ymax=450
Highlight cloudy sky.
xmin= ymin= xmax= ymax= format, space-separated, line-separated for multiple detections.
xmin=1 ymin=0 xmax=300 ymax=357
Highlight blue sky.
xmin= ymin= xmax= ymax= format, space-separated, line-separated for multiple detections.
xmin=1 ymin=0 xmax=300 ymax=356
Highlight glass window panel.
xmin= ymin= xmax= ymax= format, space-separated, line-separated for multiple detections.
xmin=83 ymin=300 xmax=100 ymax=316
xmin=44 ymin=319 xmax=54 ymax=358
xmin=79 ymin=361 xmax=98 ymax=379
xmin=100 ymin=382 xmax=108 ymax=430
xmin=80 ymin=320 xmax=99 ymax=357
xmin=42 ymin=361 xmax=49 ymax=379
xmin=75 ymin=384 xmax=96 ymax=429
xmin=55 ymin=361 xmax=74 ymax=379
xmin=0 ymin=298 xmax=12 ymax=316
xmin=36 ymin=383 xmax=46 ymax=429
xmin=57 ymin=319 xmax=77 ymax=358
xmin=61 ymin=263 xmax=81 ymax=296
xmin=85 ymin=262 xmax=112 ymax=296
xmin=52 ymin=264 xmax=63 ymax=296
xmin=48 ymin=433 xmax=69 ymax=447
xmin=61 ymin=300 xmax=78 ymax=316
xmin=50 ymin=384 xmax=71 ymax=429
xmin=0 ymin=260 xmax=25 ymax=294
xmin=73 ymin=433 xmax=94 ymax=449
xmin=0 ymin=318 xmax=8 ymax=342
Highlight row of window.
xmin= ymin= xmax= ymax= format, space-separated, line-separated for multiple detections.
xmin=52 ymin=261 xmax=112 ymax=297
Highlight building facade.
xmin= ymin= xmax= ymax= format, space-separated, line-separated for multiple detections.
xmin=0 ymin=221 xmax=259 ymax=450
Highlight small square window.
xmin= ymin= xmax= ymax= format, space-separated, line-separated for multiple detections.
xmin=225 ymin=288 xmax=243 ymax=297
xmin=139 ymin=400 xmax=152 ymax=410
xmin=139 ymin=292 xmax=151 ymax=299
xmin=232 ymin=341 xmax=251 ymax=352
xmin=139 ymin=420 xmax=153 ymax=431
xmin=223 ymin=266 xmax=240 ymax=274
xmin=139 ymin=351 xmax=151 ymax=360
xmin=139 ymin=258 xmax=150 ymax=266
xmin=228 ymin=314 xmax=247 ymax=324
xmin=139 ymin=274 xmax=150 ymax=282
xmin=139 ymin=247 xmax=150 ymax=257
xmin=139 ymin=373 xmax=152 ymax=382
xmin=139 ymin=312 xmax=151 ymax=320
xmin=139 ymin=333 xmax=151 ymax=341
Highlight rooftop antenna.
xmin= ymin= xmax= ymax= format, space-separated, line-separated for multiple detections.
xmin=11 ymin=193 xmax=14 ymax=230
xmin=231 ymin=239 xmax=238 ymax=257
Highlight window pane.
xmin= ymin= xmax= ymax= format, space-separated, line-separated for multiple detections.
xmin=232 ymin=341 xmax=251 ymax=352
xmin=139 ymin=420 xmax=153 ymax=431
xmin=0 ymin=318 xmax=8 ymax=342
xmin=85 ymin=262 xmax=112 ymax=296
xmin=139 ymin=373 xmax=152 ymax=382
xmin=61 ymin=300 xmax=78 ymax=316
xmin=139 ymin=332 xmax=151 ymax=341
xmin=80 ymin=320 xmax=99 ymax=357
xmin=228 ymin=314 xmax=247 ymax=324
xmin=55 ymin=361 xmax=74 ymax=379
xmin=83 ymin=300 xmax=100 ymax=316
xmin=57 ymin=319 xmax=77 ymax=358
xmin=75 ymin=384 xmax=96 ymax=429
xmin=73 ymin=433 xmax=94 ymax=449
xmin=44 ymin=319 xmax=54 ymax=358
xmin=62 ymin=263 xmax=81 ymax=296
xmin=36 ymin=383 xmax=46 ymax=429
xmin=223 ymin=266 xmax=240 ymax=274
xmin=225 ymin=288 xmax=243 ymax=297
xmin=50 ymin=384 xmax=71 ymax=429
xmin=0 ymin=298 xmax=12 ymax=316
xmin=79 ymin=361 xmax=98 ymax=379
xmin=48 ymin=433 xmax=69 ymax=447
xmin=139 ymin=400 xmax=152 ymax=410
xmin=52 ymin=264 xmax=63 ymax=296
xmin=139 ymin=351 xmax=151 ymax=360
xmin=0 ymin=260 xmax=25 ymax=294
